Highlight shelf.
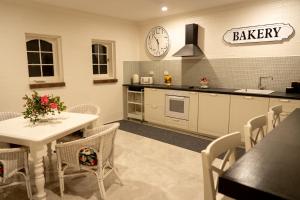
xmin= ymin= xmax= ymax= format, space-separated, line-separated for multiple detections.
xmin=128 ymin=112 xmax=143 ymax=120
xmin=127 ymin=88 xmax=144 ymax=121
xmin=128 ymin=101 xmax=143 ymax=105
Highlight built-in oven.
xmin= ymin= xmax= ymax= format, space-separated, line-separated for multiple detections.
xmin=165 ymin=92 xmax=190 ymax=120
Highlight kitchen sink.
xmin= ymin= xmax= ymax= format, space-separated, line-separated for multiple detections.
xmin=234 ymin=89 xmax=274 ymax=94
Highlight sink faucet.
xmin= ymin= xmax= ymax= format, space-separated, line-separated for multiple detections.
xmin=258 ymin=76 xmax=273 ymax=90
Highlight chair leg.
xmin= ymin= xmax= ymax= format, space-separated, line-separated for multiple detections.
xmin=96 ymin=173 xmax=106 ymax=200
xmin=25 ymin=176 xmax=33 ymax=200
xmin=113 ymin=168 xmax=123 ymax=186
xmin=58 ymin=173 xmax=65 ymax=199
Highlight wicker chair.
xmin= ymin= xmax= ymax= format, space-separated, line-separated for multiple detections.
xmin=0 ymin=147 xmax=32 ymax=199
xmin=0 ymin=112 xmax=21 ymax=121
xmin=57 ymin=104 xmax=101 ymax=143
xmin=55 ymin=122 xmax=122 ymax=199
xmin=67 ymin=104 xmax=101 ymax=129
xmin=0 ymin=112 xmax=22 ymax=148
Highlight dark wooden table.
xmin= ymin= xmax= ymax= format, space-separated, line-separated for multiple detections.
xmin=218 ymin=108 xmax=300 ymax=200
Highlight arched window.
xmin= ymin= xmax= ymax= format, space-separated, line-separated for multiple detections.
xmin=92 ymin=43 xmax=108 ymax=75
xmin=26 ymin=39 xmax=54 ymax=77
xmin=92 ymin=40 xmax=116 ymax=81
xmin=25 ymin=34 xmax=64 ymax=88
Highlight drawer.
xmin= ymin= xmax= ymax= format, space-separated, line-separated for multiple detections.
xmin=231 ymin=94 xmax=269 ymax=103
xmin=165 ymin=116 xmax=188 ymax=130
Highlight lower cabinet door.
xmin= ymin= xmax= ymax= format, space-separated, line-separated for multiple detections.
xmin=229 ymin=95 xmax=269 ymax=141
xmin=198 ymin=93 xmax=230 ymax=137
xmin=144 ymin=88 xmax=165 ymax=124
xmin=144 ymin=104 xmax=165 ymax=124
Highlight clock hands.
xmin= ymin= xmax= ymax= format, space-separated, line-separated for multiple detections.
xmin=147 ymin=26 xmax=169 ymax=57
xmin=153 ymin=35 xmax=160 ymax=54
xmin=154 ymin=35 xmax=159 ymax=46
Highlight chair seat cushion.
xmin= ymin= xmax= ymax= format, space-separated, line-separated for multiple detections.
xmin=0 ymin=162 xmax=3 ymax=177
xmin=79 ymin=147 xmax=98 ymax=166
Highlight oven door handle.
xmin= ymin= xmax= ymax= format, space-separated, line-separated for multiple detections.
xmin=168 ymin=95 xmax=186 ymax=101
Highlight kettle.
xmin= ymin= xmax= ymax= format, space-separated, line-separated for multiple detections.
xmin=132 ymin=74 xmax=139 ymax=84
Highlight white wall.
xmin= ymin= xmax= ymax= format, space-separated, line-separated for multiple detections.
xmin=0 ymin=1 xmax=140 ymax=123
xmin=138 ymin=0 xmax=300 ymax=60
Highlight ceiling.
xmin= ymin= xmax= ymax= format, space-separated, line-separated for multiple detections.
xmin=19 ymin=0 xmax=250 ymax=21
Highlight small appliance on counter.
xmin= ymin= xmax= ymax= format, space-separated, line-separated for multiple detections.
xmin=132 ymin=74 xmax=139 ymax=84
xmin=286 ymin=81 xmax=300 ymax=93
xmin=164 ymin=71 xmax=172 ymax=85
xmin=140 ymin=77 xmax=153 ymax=84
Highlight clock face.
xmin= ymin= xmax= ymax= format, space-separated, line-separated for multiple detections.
xmin=146 ymin=26 xmax=170 ymax=57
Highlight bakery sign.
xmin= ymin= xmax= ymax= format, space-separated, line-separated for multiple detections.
xmin=223 ymin=23 xmax=294 ymax=44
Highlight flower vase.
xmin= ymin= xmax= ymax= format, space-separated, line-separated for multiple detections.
xmin=39 ymin=114 xmax=50 ymax=123
xmin=39 ymin=112 xmax=57 ymax=123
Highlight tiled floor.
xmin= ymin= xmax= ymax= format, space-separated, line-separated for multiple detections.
xmin=0 ymin=129 xmax=221 ymax=200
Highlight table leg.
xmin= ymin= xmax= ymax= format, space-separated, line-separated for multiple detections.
xmin=30 ymin=145 xmax=47 ymax=200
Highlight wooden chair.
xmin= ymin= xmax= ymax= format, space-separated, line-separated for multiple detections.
xmin=267 ymin=105 xmax=282 ymax=132
xmin=201 ymin=132 xmax=241 ymax=200
xmin=0 ymin=112 xmax=22 ymax=148
xmin=0 ymin=147 xmax=32 ymax=199
xmin=244 ymin=115 xmax=267 ymax=152
xmin=55 ymin=122 xmax=122 ymax=199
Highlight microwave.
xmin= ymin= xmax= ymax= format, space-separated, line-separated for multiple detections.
xmin=140 ymin=77 xmax=153 ymax=84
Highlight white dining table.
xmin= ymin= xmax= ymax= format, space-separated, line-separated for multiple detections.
xmin=0 ymin=112 xmax=99 ymax=200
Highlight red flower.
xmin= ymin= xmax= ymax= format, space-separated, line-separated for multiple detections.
xmin=50 ymin=103 xmax=58 ymax=109
xmin=40 ymin=95 xmax=49 ymax=105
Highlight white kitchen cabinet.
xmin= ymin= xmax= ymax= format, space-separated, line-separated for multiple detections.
xmin=269 ymin=98 xmax=300 ymax=119
xmin=187 ymin=91 xmax=198 ymax=132
xmin=229 ymin=95 xmax=269 ymax=141
xmin=144 ymin=88 xmax=166 ymax=125
xmin=198 ymin=93 xmax=230 ymax=137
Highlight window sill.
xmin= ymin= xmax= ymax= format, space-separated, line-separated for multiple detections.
xmin=93 ymin=79 xmax=118 ymax=84
xmin=29 ymin=82 xmax=66 ymax=89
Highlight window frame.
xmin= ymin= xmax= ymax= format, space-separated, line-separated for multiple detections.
xmin=25 ymin=33 xmax=64 ymax=85
xmin=91 ymin=39 xmax=116 ymax=81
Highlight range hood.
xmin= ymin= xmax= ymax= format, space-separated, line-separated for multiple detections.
xmin=173 ymin=23 xmax=204 ymax=57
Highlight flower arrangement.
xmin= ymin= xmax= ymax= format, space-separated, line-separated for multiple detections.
xmin=22 ymin=91 xmax=66 ymax=124
xmin=200 ymin=77 xmax=209 ymax=88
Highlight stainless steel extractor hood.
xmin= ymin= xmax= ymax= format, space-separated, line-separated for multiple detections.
xmin=173 ymin=23 xmax=204 ymax=57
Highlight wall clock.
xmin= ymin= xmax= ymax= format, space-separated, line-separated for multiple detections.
xmin=146 ymin=26 xmax=170 ymax=57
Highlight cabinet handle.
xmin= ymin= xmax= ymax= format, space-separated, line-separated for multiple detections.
xmin=209 ymin=94 xmax=217 ymax=96
xmin=151 ymin=89 xmax=157 ymax=91
xmin=244 ymin=96 xmax=253 ymax=99
xmin=279 ymin=99 xmax=290 ymax=102
xmin=172 ymin=118 xmax=180 ymax=122
xmin=189 ymin=92 xmax=196 ymax=95
xmin=151 ymin=105 xmax=158 ymax=109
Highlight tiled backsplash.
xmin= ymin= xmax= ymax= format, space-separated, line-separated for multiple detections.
xmin=123 ymin=60 xmax=182 ymax=85
xmin=124 ymin=56 xmax=300 ymax=92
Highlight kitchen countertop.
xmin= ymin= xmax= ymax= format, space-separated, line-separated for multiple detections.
xmin=123 ymin=83 xmax=300 ymax=100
